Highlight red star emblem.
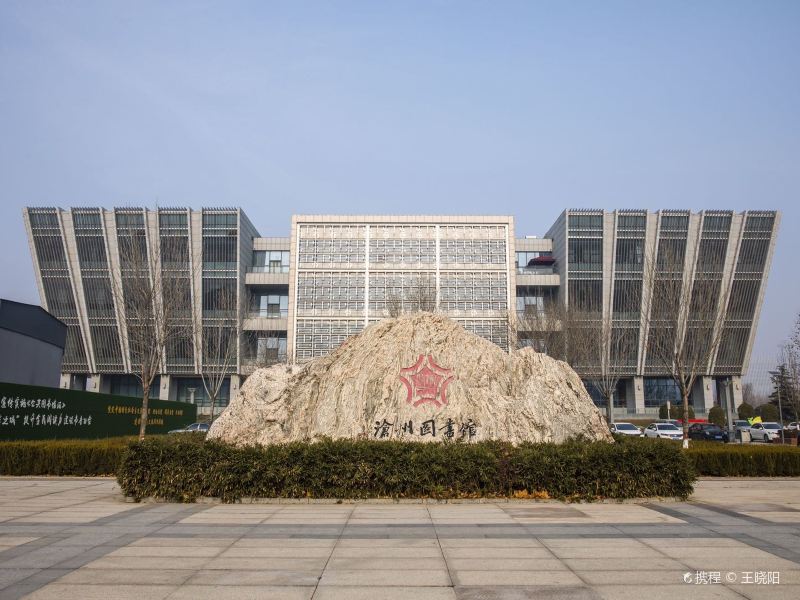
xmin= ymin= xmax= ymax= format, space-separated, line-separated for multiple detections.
xmin=399 ymin=354 xmax=454 ymax=408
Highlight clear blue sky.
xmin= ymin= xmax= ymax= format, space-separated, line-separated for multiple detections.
xmin=1 ymin=1 xmax=798 ymax=382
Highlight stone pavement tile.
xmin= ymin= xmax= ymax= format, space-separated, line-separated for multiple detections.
xmin=337 ymin=539 xmax=440 ymax=548
xmin=327 ymin=557 xmax=447 ymax=570
xmin=448 ymin=558 xmax=568 ymax=571
xmin=233 ymin=538 xmax=336 ymax=548
xmin=657 ymin=546 xmax=788 ymax=559
xmin=332 ymin=547 xmax=443 ymax=558
xmin=0 ymin=568 xmax=38 ymax=587
xmin=204 ymin=557 xmax=328 ymax=570
xmin=0 ymin=545 xmax=91 ymax=569
xmin=57 ymin=568 xmax=195 ymax=585
xmin=439 ymin=538 xmax=542 ymax=548
xmin=548 ymin=546 xmax=665 ymax=559
xmin=594 ymin=584 xmax=743 ymax=599
xmin=21 ymin=583 xmax=178 ymax=600
xmin=165 ymin=585 xmax=314 ymax=600
xmin=108 ymin=545 xmax=225 ymax=558
xmin=81 ymin=556 xmax=212 ymax=570
xmin=538 ymin=539 xmax=649 ymax=549
xmin=680 ymin=557 xmax=800 ymax=572
xmin=575 ymin=570 xmax=690 ymax=585
xmin=451 ymin=571 xmax=582 ymax=586
xmin=220 ymin=546 xmax=332 ymax=558
xmin=443 ymin=547 xmax=553 ymax=559
xmin=314 ymin=587 xmax=457 ymax=600
xmin=131 ymin=536 xmax=238 ymax=547
xmin=729 ymin=584 xmax=799 ymax=600
xmin=319 ymin=569 xmax=451 ymax=586
xmin=0 ymin=537 xmax=38 ymax=547
xmin=454 ymin=586 xmax=601 ymax=600
xmin=563 ymin=558 xmax=688 ymax=571
xmin=638 ymin=537 xmax=739 ymax=547
xmin=187 ymin=569 xmax=321 ymax=586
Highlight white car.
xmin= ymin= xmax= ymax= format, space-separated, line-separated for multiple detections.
xmin=643 ymin=422 xmax=684 ymax=441
xmin=786 ymin=422 xmax=799 ymax=431
xmin=610 ymin=422 xmax=644 ymax=437
xmin=749 ymin=422 xmax=782 ymax=442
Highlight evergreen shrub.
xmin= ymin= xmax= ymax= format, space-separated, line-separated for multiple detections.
xmin=117 ymin=436 xmax=696 ymax=502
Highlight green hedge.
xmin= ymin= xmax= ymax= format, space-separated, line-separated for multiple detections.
xmin=0 ymin=437 xmax=131 ymax=476
xmin=686 ymin=441 xmax=800 ymax=477
xmin=117 ymin=436 xmax=696 ymax=502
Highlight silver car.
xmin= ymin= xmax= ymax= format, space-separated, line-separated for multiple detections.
xmin=749 ymin=422 xmax=782 ymax=442
xmin=643 ymin=423 xmax=683 ymax=441
xmin=610 ymin=422 xmax=644 ymax=437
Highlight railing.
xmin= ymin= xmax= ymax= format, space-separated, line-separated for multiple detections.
xmin=247 ymin=309 xmax=288 ymax=319
xmin=516 ymin=266 xmax=555 ymax=275
xmin=247 ymin=266 xmax=290 ymax=274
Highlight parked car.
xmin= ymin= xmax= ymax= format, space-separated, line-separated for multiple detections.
xmin=785 ymin=422 xmax=799 ymax=431
xmin=749 ymin=422 xmax=782 ymax=443
xmin=168 ymin=422 xmax=210 ymax=434
xmin=643 ymin=423 xmax=684 ymax=441
xmin=688 ymin=423 xmax=728 ymax=442
xmin=610 ymin=422 xmax=644 ymax=437
xmin=733 ymin=420 xmax=752 ymax=432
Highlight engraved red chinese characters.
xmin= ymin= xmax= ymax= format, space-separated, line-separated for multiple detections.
xmin=399 ymin=354 xmax=454 ymax=408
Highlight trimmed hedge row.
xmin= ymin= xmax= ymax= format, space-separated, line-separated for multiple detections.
xmin=0 ymin=437 xmax=130 ymax=476
xmin=685 ymin=441 xmax=800 ymax=477
xmin=117 ymin=436 xmax=696 ymax=502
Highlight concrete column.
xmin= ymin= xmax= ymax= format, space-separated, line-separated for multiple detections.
xmin=87 ymin=374 xmax=101 ymax=393
xmin=60 ymin=373 xmax=71 ymax=390
xmin=159 ymin=374 xmax=172 ymax=401
xmin=731 ymin=376 xmax=744 ymax=409
xmin=702 ymin=376 xmax=715 ymax=413
xmin=691 ymin=377 xmax=714 ymax=415
xmin=229 ymin=374 xmax=241 ymax=404
xmin=633 ymin=376 xmax=645 ymax=414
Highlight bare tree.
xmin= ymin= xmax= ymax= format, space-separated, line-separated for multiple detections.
xmin=114 ymin=230 xmax=193 ymax=439
xmin=196 ymin=286 xmax=242 ymax=423
xmin=386 ymin=275 xmax=436 ymax=316
xmin=642 ymin=245 xmax=731 ymax=448
xmin=513 ymin=296 xmax=638 ymax=423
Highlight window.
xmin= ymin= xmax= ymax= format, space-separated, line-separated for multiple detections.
xmin=568 ymin=215 xmax=603 ymax=230
xmin=244 ymin=333 xmax=287 ymax=364
xmin=612 ymin=280 xmax=641 ymax=317
xmin=175 ymin=377 xmax=230 ymax=408
xmin=644 ymin=377 xmax=681 ymax=407
xmin=615 ymin=239 xmax=644 ymax=270
xmin=656 ymin=238 xmax=686 ymax=271
xmin=202 ymin=236 xmax=237 ymax=270
xmin=568 ymin=280 xmax=602 ymax=313
xmin=250 ymin=293 xmax=288 ymax=317
xmin=83 ymin=277 xmax=115 ymax=317
xmin=697 ymin=239 xmax=727 ymax=272
xmin=727 ymin=280 xmax=759 ymax=320
xmin=76 ymin=236 xmax=107 ymax=269
xmin=202 ymin=279 xmax=237 ymax=316
xmin=108 ymin=374 xmax=160 ymax=399
xmin=252 ymin=250 xmax=290 ymax=273
xmin=736 ymin=239 xmax=769 ymax=273
xmin=568 ymin=239 xmax=602 ymax=271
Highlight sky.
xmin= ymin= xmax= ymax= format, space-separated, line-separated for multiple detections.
xmin=0 ymin=1 xmax=798 ymax=385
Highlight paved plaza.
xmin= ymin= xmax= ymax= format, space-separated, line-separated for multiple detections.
xmin=0 ymin=478 xmax=797 ymax=599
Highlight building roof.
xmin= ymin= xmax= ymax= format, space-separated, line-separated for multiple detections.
xmin=0 ymin=299 xmax=67 ymax=350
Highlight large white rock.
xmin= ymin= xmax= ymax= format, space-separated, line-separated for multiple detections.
xmin=209 ymin=313 xmax=613 ymax=445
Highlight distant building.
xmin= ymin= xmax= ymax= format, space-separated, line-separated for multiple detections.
xmin=23 ymin=208 xmax=779 ymax=417
xmin=0 ymin=298 xmax=66 ymax=388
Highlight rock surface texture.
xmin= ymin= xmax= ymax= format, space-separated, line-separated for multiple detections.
xmin=209 ymin=313 xmax=613 ymax=445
